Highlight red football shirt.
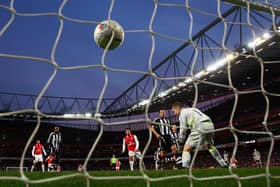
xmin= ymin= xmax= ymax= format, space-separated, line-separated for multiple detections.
xmin=46 ymin=155 xmax=55 ymax=164
xmin=33 ymin=144 xmax=44 ymax=155
xmin=124 ymin=134 xmax=138 ymax=151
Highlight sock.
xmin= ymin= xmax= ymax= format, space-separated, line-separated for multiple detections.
xmin=129 ymin=161 xmax=134 ymax=171
xmin=176 ymin=156 xmax=182 ymax=165
xmin=182 ymin=151 xmax=191 ymax=168
xmin=41 ymin=164 xmax=45 ymax=172
xmin=208 ymin=145 xmax=227 ymax=167
xmin=155 ymin=161 xmax=159 ymax=170
xmin=31 ymin=165 xmax=34 ymax=172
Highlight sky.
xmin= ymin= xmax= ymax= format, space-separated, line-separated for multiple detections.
xmin=0 ymin=0 xmax=276 ymax=103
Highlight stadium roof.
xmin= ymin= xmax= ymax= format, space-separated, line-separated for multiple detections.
xmin=0 ymin=1 xmax=279 ymax=120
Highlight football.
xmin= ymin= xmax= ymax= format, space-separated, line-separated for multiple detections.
xmin=94 ymin=20 xmax=124 ymax=50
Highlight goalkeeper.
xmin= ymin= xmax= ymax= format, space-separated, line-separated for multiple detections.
xmin=171 ymin=102 xmax=227 ymax=168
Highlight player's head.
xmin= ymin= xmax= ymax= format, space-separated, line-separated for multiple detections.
xmin=172 ymin=102 xmax=184 ymax=116
xmin=36 ymin=139 xmax=40 ymax=144
xmin=54 ymin=126 xmax=60 ymax=133
xmin=125 ymin=128 xmax=131 ymax=135
xmin=171 ymin=124 xmax=177 ymax=132
xmin=159 ymin=109 xmax=166 ymax=118
xmin=112 ymin=154 xmax=115 ymax=158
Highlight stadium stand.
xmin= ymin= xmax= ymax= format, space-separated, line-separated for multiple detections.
xmin=1 ymin=93 xmax=279 ymax=170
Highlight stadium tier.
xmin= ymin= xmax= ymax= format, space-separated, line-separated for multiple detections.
xmin=1 ymin=92 xmax=279 ymax=170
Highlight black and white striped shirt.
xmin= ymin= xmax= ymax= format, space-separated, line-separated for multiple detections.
xmin=170 ymin=131 xmax=179 ymax=146
xmin=47 ymin=132 xmax=62 ymax=151
xmin=153 ymin=118 xmax=171 ymax=136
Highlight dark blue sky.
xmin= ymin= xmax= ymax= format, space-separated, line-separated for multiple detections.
xmin=0 ymin=0 xmax=271 ymax=100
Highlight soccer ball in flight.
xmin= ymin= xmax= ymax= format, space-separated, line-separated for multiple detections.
xmin=94 ymin=20 xmax=124 ymax=50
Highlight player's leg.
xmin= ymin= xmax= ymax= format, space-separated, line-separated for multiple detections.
xmin=31 ymin=159 xmax=36 ymax=172
xmin=159 ymin=137 xmax=167 ymax=168
xmin=205 ymin=133 xmax=227 ymax=167
xmin=164 ymin=136 xmax=174 ymax=165
xmin=155 ymin=160 xmax=159 ymax=170
xmin=257 ymin=160 xmax=262 ymax=167
xmin=170 ymin=144 xmax=177 ymax=161
xmin=38 ymin=155 xmax=45 ymax=172
xmin=181 ymin=132 xmax=199 ymax=168
xmin=182 ymin=144 xmax=192 ymax=168
xmin=171 ymin=144 xmax=182 ymax=169
xmin=128 ymin=151 xmax=135 ymax=171
xmin=135 ymin=151 xmax=145 ymax=170
xmin=39 ymin=161 xmax=45 ymax=172
xmin=55 ymin=150 xmax=61 ymax=168
xmin=170 ymin=144 xmax=177 ymax=168
xmin=31 ymin=155 xmax=40 ymax=171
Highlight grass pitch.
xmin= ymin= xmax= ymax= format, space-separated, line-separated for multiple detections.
xmin=1 ymin=167 xmax=280 ymax=187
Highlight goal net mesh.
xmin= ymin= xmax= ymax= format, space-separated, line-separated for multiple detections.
xmin=0 ymin=0 xmax=279 ymax=186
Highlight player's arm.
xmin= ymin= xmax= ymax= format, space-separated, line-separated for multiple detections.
xmin=149 ymin=121 xmax=161 ymax=139
xmin=42 ymin=146 xmax=47 ymax=156
xmin=151 ymin=126 xmax=161 ymax=139
xmin=31 ymin=146 xmax=35 ymax=157
xmin=178 ymin=110 xmax=190 ymax=144
xmin=121 ymin=138 xmax=126 ymax=153
xmin=59 ymin=133 xmax=62 ymax=145
xmin=47 ymin=132 xmax=52 ymax=144
xmin=134 ymin=135 xmax=139 ymax=151
xmin=45 ymin=156 xmax=49 ymax=162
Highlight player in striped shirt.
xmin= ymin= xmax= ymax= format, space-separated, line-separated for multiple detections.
xmin=170 ymin=124 xmax=182 ymax=169
xmin=31 ymin=140 xmax=47 ymax=172
xmin=47 ymin=126 xmax=62 ymax=166
xmin=154 ymin=147 xmax=161 ymax=170
xmin=172 ymin=102 xmax=227 ymax=168
xmin=151 ymin=109 xmax=172 ymax=167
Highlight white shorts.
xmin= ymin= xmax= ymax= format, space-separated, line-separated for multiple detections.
xmin=34 ymin=155 xmax=43 ymax=163
xmin=186 ymin=131 xmax=214 ymax=148
xmin=128 ymin=150 xmax=142 ymax=159
xmin=115 ymin=167 xmax=120 ymax=170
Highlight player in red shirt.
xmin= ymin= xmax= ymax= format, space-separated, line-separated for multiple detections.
xmin=115 ymin=159 xmax=121 ymax=171
xmin=230 ymin=157 xmax=238 ymax=168
xmin=45 ymin=153 xmax=55 ymax=172
xmin=121 ymin=128 xmax=142 ymax=171
xmin=31 ymin=140 xmax=47 ymax=172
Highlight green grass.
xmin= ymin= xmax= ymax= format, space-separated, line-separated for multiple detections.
xmin=0 ymin=168 xmax=280 ymax=187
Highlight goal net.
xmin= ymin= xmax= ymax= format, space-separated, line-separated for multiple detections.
xmin=0 ymin=0 xmax=279 ymax=186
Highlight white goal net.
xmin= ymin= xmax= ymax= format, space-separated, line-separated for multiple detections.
xmin=0 ymin=0 xmax=280 ymax=187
